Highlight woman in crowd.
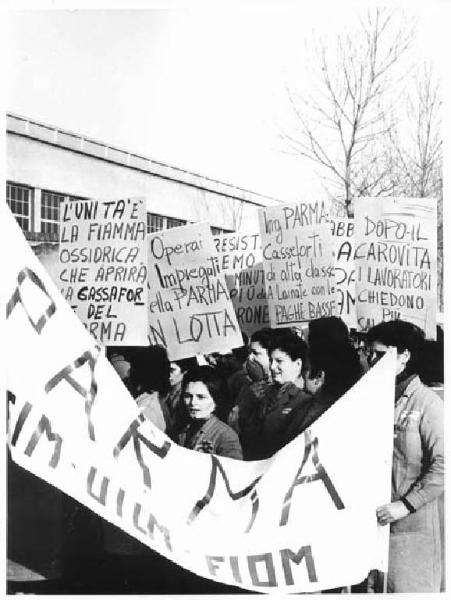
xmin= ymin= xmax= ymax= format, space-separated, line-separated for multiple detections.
xmin=287 ymin=339 xmax=363 ymax=436
xmin=176 ymin=366 xmax=243 ymax=459
xmin=365 ymin=320 xmax=444 ymax=593
xmin=241 ymin=329 xmax=311 ymax=460
xmin=163 ymin=356 xmax=197 ymax=435
xmin=417 ymin=324 xmax=445 ymax=592
xmin=207 ymin=334 xmax=251 ymax=423
xmin=307 ymin=315 xmax=350 ymax=348
xmin=233 ymin=328 xmax=276 ymax=449
xmin=246 ymin=328 xmax=274 ymax=382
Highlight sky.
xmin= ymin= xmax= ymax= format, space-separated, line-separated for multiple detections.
xmin=4 ymin=1 xmax=448 ymax=203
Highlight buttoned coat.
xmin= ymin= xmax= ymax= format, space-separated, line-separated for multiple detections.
xmin=239 ymin=381 xmax=310 ymax=460
xmin=387 ymin=375 xmax=444 ymax=593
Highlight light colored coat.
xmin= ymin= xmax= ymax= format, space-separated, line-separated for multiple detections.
xmin=387 ymin=374 xmax=444 ymax=592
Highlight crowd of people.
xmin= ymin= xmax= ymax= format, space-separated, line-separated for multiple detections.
xmin=107 ymin=318 xmax=366 ymax=462
xmin=8 ymin=316 xmax=444 ymax=594
xmin=101 ymin=316 xmax=444 ymax=594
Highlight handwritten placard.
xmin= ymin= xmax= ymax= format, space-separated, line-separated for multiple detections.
xmin=213 ymin=233 xmax=269 ymax=335
xmin=331 ymin=217 xmax=357 ymax=329
xmin=354 ymin=197 xmax=437 ymax=339
xmin=147 ymin=222 xmax=243 ymax=360
xmin=5 ymin=201 xmax=396 ymax=593
xmin=258 ymin=201 xmax=336 ymax=327
xmin=58 ymin=197 xmax=148 ymax=345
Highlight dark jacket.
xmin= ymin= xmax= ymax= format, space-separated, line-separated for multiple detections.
xmin=177 ymin=415 xmax=243 ymax=460
xmin=227 ymin=368 xmax=251 ymax=405
xmin=162 ymin=381 xmax=187 ymax=435
xmin=285 ymin=388 xmax=333 ymax=439
xmin=237 ymin=379 xmax=271 ymax=459
xmin=239 ymin=381 xmax=311 ymax=460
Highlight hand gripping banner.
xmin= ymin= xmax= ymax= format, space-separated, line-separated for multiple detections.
xmin=4 ymin=205 xmax=395 ymax=593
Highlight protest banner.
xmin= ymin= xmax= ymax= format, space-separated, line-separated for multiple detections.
xmin=57 ymin=197 xmax=148 ymax=345
xmin=331 ymin=217 xmax=357 ymax=329
xmin=147 ymin=222 xmax=243 ymax=360
xmin=354 ymin=197 xmax=437 ymax=339
xmin=258 ymin=201 xmax=336 ymax=328
xmin=5 ymin=204 xmax=394 ymax=593
xmin=213 ymin=232 xmax=269 ymax=336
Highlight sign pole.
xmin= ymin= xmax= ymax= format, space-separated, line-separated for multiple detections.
xmin=382 ymin=571 xmax=388 ymax=593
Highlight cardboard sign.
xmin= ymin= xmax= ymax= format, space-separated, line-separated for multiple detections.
xmin=5 ymin=204 xmax=395 ymax=593
xmin=354 ymin=197 xmax=437 ymax=339
xmin=258 ymin=201 xmax=336 ymax=327
xmin=213 ymin=232 xmax=269 ymax=336
xmin=57 ymin=197 xmax=148 ymax=345
xmin=147 ymin=222 xmax=243 ymax=360
xmin=331 ymin=217 xmax=357 ymax=329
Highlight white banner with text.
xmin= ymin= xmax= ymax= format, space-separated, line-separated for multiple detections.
xmin=5 ymin=205 xmax=393 ymax=593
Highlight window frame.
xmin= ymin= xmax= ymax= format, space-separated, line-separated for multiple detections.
xmin=6 ymin=182 xmax=34 ymax=232
xmin=40 ymin=189 xmax=65 ymax=236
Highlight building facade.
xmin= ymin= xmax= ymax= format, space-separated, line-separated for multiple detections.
xmin=6 ymin=113 xmax=282 ymax=245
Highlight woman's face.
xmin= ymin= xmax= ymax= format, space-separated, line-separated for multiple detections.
xmin=249 ymin=341 xmax=270 ymax=374
xmin=366 ymin=341 xmax=409 ymax=375
xmin=169 ymin=362 xmax=184 ymax=387
xmin=270 ymin=349 xmax=302 ymax=386
xmin=183 ymin=381 xmax=216 ymax=420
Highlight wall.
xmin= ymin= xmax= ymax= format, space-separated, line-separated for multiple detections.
xmin=7 ymin=130 xmax=280 ymax=232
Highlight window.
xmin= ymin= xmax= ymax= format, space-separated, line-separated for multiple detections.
xmin=211 ymin=226 xmax=233 ymax=235
xmin=147 ymin=213 xmax=165 ymax=233
xmin=166 ymin=217 xmax=186 ymax=229
xmin=41 ymin=190 xmax=64 ymax=235
xmin=6 ymin=183 xmax=33 ymax=231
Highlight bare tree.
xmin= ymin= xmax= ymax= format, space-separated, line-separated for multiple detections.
xmin=387 ymin=63 xmax=442 ymax=198
xmin=194 ymin=193 xmax=245 ymax=232
xmin=281 ymin=8 xmax=414 ymax=216
xmin=219 ymin=195 xmax=245 ymax=231
xmin=386 ymin=64 xmax=443 ymax=309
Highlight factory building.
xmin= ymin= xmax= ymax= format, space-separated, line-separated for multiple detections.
xmin=6 ymin=113 xmax=282 ymax=246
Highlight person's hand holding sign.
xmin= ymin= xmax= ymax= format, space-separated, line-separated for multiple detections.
xmin=376 ymin=500 xmax=410 ymax=525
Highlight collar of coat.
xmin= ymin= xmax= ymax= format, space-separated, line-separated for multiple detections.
xmin=184 ymin=414 xmax=219 ymax=435
xmin=265 ymin=382 xmax=304 ymax=410
xmin=395 ymin=373 xmax=421 ymax=401
xmin=277 ymin=381 xmax=303 ymax=398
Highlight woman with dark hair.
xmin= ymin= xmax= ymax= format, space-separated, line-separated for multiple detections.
xmin=281 ymin=317 xmax=363 ymax=434
xmin=365 ymin=320 xmax=444 ymax=593
xmin=163 ymin=356 xmax=198 ymax=435
xmin=246 ymin=328 xmax=274 ymax=382
xmin=176 ymin=366 xmax=243 ymax=459
xmin=307 ymin=316 xmax=350 ymax=349
xmin=232 ymin=328 xmax=276 ymax=439
xmin=241 ymin=330 xmax=311 ymax=460
xmin=287 ymin=341 xmax=363 ymax=436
